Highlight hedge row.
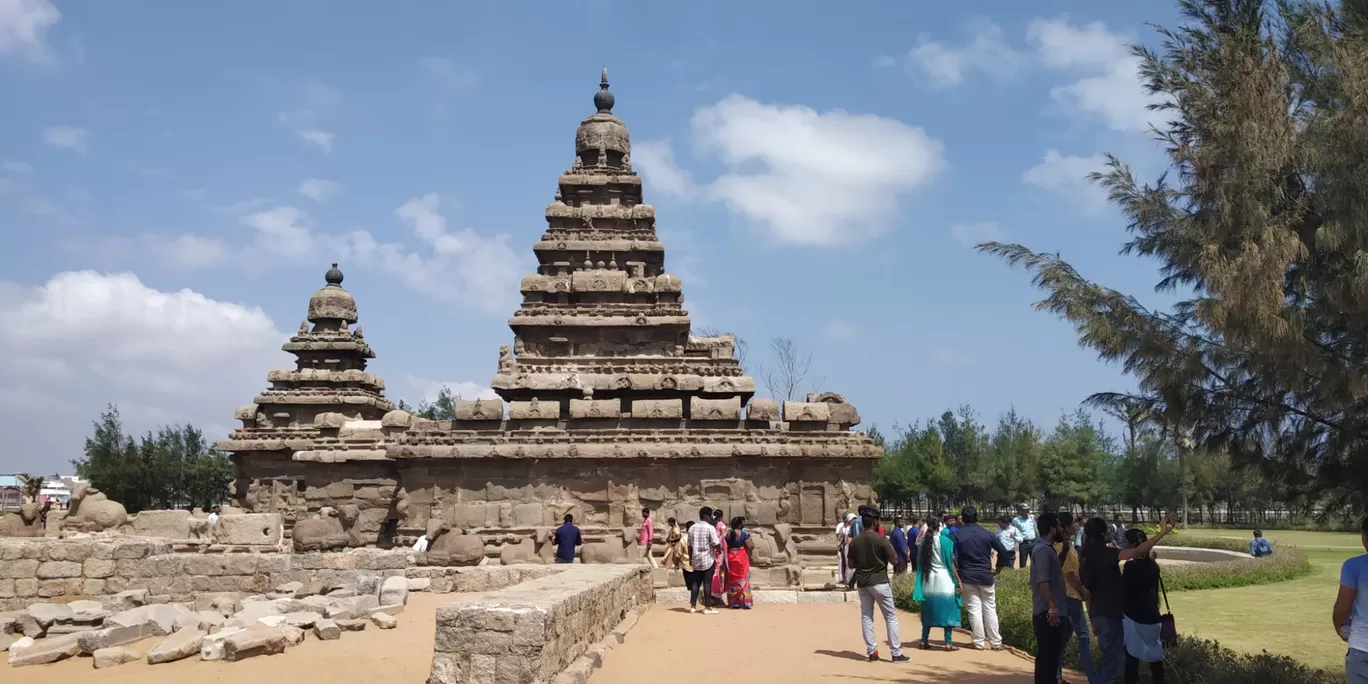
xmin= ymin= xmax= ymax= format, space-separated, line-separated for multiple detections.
xmin=890 ymin=536 xmax=1332 ymax=682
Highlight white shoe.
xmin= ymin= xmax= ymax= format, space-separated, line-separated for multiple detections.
xmin=703 ymin=608 xmax=718 ymax=615
xmin=689 ymin=607 xmax=697 ymax=614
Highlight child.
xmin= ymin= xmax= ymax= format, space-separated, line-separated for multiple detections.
xmin=995 ymin=515 xmax=1021 ymax=570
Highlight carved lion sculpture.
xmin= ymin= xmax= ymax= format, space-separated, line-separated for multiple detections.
xmin=421 ymin=522 xmax=486 ymax=566
xmin=581 ymin=527 xmax=639 ymax=564
xmin=65 ymin=483 xmax=128 ymax=533
xmin=774 ymin=523 xmax=799 ymax=564
xmin=498 ymin=528 xmax=551 ymax=565
xmin=292 ymin=507 xmax=350 ymax=552
xmin=0 ymin=503 xmax=44 ymax=537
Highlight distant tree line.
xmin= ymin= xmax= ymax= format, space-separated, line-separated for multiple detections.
xmin=870 ymin=404 xmax=1334 ymax=525
xmin=73 ymin=406 xmax=233 ymax=513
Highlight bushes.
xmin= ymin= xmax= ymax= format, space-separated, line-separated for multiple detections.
xmin=892 ymin=536 xmax=1330 ymax=681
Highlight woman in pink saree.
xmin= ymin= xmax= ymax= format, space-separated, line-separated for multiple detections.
xmin=725 ymin=516 xmax=755 ymax=609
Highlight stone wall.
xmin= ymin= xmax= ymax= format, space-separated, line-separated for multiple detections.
xmin=0 ymin=538 xmax=557 ymax=611
xmin=430 ymin=564 xmax=652 ymax=684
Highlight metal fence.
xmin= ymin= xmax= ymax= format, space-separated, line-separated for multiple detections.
xmin=879 ymin=499 xmax=1346 ymax=529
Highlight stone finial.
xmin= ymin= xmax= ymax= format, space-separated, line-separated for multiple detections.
xmin=594 ymin=65 xmax=614 ymax=113
xmin=325 ymin=262 xmax=344 ymax=286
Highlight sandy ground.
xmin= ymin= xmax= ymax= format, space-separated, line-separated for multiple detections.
xmin=1 ymin=592 xmax=470 ymax=684
xmin=591 ymin=604 xmax=1046 ymax=684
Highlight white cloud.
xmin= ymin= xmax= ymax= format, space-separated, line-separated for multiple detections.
xmin=419 ymin=57 xmax=479 ymax=93
xmin=42 ymin=125 xmax=89 ymax=155
xmin=1027 ymin=17 xmax=1164 ymax=133
xmin=298 ymin=129 xmax=335 ymax=153
xmin=227 ymin=195 xmax=526 ymax=314
xmin=823 ymin=318 xmax=859 ymax=340
xmin=905 ymin=19 xmax=1025 ymax=88
xmin=1022 ymin=149 xmax=1109 ymax=212
xmin=0 ymin=271 xmax=288 ymax=471
xmin=950 ymin=221 xmax=1004 ymax=246
xmin=402 ymin=374 xmax=498 ymax=406
xmin=638 ymin=95 xmax=944 ymax=246
xmin=0 ymin=0 xmax=59 ymax=62
xmin=3 ymin=158 xmax=33 ymax=173
xmin=148 ymin=234 xmax=229 ymax=270
xmin=297 ymin=178 xmax=341 ymax=202
xmin=632 ymin=139 xmax=694 ymax=200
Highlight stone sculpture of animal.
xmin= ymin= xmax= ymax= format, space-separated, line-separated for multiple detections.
xmin=64 ymin=483 xmax=128 ymax=533
xmin=580 ymin=527 xmax=638 ymax=564
xmin=421 ymin=522 xmax=486 ymax=566
xmin=498 ymin=528 xmax=552 ymax=565
xmin=0 ymin=503 xmax=44 ymax=537
xmin=292 ymin=507 xmax=350 ymax=552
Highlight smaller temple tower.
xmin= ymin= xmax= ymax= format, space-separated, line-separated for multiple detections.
xmin=233 ymin=263 xmax=392 ymax=432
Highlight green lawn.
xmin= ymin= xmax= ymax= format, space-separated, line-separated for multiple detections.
xmin=1165 ymin=528 xmax=1363 ymax=672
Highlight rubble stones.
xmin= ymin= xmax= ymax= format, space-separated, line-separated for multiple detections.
xmin=148 ymin=627 xmax=206 ymax=664
xmin=8 ymin=632 xmax=82 ymax=667
xmin=282 ymin=611 xmax=322 ymax=628
xmin=79 ymin=621 xmax=158 ymax=653
xmin=200 ymin=627 xmax=242 ymax=661
xmin=0 ymin=632 xmax=13 ymax=652
xmin=370 ymin=612 xmax=396 ymax=629
xmin=379 ymin=575 xmax=408 ymax=606
xmin=222 ymin=625 xmax=288 ymax=661
xmin=324 ymin=594 xmax=378 ymax=620
xmin=92 ymin=645 xmax=141 ymax=669
xmin=313 ymin=618 xmax=341 ymax=640
xmin=7 ymin=635 xmax=34 ymax=659
xmin=274 ymin=581 xmax=304 ymax=595
xmin=279 ymin=623 xmax=305 ymax=646
xmin=335 ymin=618 xmax=366 ymax=632
xmin=27 ymin=602 xmax=72 ymax=629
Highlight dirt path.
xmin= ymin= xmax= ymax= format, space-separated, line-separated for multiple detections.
xmin=1 ymin=592 xmax=468 ymax=684
xmin=591 ymin=603 xmax=1044 ymax=684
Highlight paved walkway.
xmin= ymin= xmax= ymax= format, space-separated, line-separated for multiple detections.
xmin=591 ymin=603 xmax=1042 ymax=684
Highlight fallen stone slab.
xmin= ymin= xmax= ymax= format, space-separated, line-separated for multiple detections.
xmin=406 ymin=578 xmax=431 ymax=592
xmin=196 ymin=610 xmax=225 ymax=632
xmin=93 ymin=646 xmax=141 ymax=669
xmin=280 ymin=624 xmax=305 ymax=646
xmin=324 ymin=594 xmax=378 ymax=620
xmin=9 ymin=632 xmax=83 ymax=667
xmin=78 ymin=621 xmax=160 ymax=654
xmin=335 ymin=619 xmax=366 ymax=632
xmin=379 ymin=575 xmax=409 ymax=606
xmin=274 ymin=581 xmax=304 ymax=595
xmin=46 ymin=623 xmax=99 ymax=635
xmin=2 ymin=612 xmax=42 ymax=639
xmin=222 ymin=625 xmax=288 ymax=661
xmin=313 ymin=619 xmax=341 ymax=641
xmin=148 ymin=628 xmax=205 ymax=664
xmin=6 ymin=636 xmax=35 ymax=662
xmin=27 ymin=603 xmax=73 ymax=630
xmin=101 ymin=589 xmax=149 ymax=613
xmin=370 ymin=612 xmax=396 ymax=630
xmin=105 ymin=604 xmax=183 ymax=636
xmin=68 ymin=600 xmax=108 ymax=623
xmin=357 ymin=575 xmax=381 ymax=596
xmin=199 ymin=627 xmax=242 ymax=661
xmin=282 ymin=611 xmax=323 ymax=628
xmin=367 ymin=603 xmax=405 ymax=618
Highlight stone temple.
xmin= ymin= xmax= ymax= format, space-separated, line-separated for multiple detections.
xmin=216 ymin=69 xmax=882 ymax=587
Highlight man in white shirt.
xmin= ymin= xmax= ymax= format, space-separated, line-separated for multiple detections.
xmin=207 ymin=505 xmax=220 ymax=525
xmin=1012 ymin=503 xmax=1039 ymax=568
xmin=686 ymin=506 xmax=722 ymax=614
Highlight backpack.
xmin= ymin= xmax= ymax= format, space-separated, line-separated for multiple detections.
xmin=1254 ymin=538 xmax=1271 ymax=556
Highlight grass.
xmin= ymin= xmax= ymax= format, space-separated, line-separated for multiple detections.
xmin=1163 ymin=528 xmax=1363 ymax=672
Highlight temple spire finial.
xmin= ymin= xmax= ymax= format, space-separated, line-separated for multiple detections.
xmin=594 ymin=65 xmax=615 ymax=114
xmin=324 ymin=262 xmax=344 ymax=286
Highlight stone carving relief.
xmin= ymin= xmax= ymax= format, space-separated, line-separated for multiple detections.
xmin=497 ymin=345 xmax=513 ymax=372
xmin=580 ymin=527 xmax=639 ymax=564
xmin=0 ymin=503 xmax=44 ymax=537
xmin=64 ymin=483 xmax=128 ymax=533
xmin=418 ymin=522 xmax=486 ymax=566
xmin=292 ymin=505 xmax=357 ymax=552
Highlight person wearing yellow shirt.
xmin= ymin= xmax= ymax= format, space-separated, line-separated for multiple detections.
xmin=1053 ymin=512 xmax=1095 ymax=684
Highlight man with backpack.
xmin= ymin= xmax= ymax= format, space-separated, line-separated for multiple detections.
xmin=1250 ymin=530 xmax=1273 ymax=558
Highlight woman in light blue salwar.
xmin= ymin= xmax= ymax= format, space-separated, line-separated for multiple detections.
xmin=912 ymin=517 xmax=962 ymax=650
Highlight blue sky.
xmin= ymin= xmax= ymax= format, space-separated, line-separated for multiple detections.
xmin=0 ymin=0 xmax=1185 ymax=473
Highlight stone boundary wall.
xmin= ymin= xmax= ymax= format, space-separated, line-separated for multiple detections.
xmin=0 ymin=539 xmax=558 ymax=611
xmin=430 ymin=564 xmax=652 ymax=684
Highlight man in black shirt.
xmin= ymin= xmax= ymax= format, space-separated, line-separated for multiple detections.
xmin=553 ymin=514 xmax=582 ymax=564
xmin=1079 ymin=516 xmax=1171 ymax=684
xmin=951 ymin=506 xmax=1009 ymax=650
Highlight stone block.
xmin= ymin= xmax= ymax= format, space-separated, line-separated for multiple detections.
xmin=213 ymin=513 xmax=283 ymax=545
xmin=631 ymin=398 xmax=682 ymax=419
xmin=282 ymin=611 xmax=322 ymax=628
xmin=0 ymin=633 xmax=11 ymax=652
xmin=429 ymin=652 xmax=466 ymax=684
xmin=336 ymin=618 xmax=366 ymax=631
xmin=92 ymin=645 xmax=141 ymax=669
xmin=68 ymin=599 xmax=107 ymax=623
xmin=508 ymin=399 xmax=559 ymax=420
xmin=783 ymin=401 xmax=830 ymax=422
xmin=8 ymin=632 xmax=82 ymax=666
xmin=199 ymin=627 xmax=242 ymax=661
xmin=569 ymin=398 xmax=621 ymax=419
xmin=454 ymin=399 xmax=504 ymax=421
xmin=35 ymin=560 xmax=82 ymax=579
xmin=222 ymin=625 xmax=288 ymax=661
xmin=313 ymin=618 xmax=341 ymax=640
xmin=324 ymin=594 xmax=378 ymax=620
xmin=370 ymin=603 xmax=404 ymax=617
xmin=131 ymin=509 xmax=192 ymax=539
xmin=83 ymin=558 xmax=116 ymax=579
xmin=690 ymin=396 xmax=741 ymax=420
xmin=371 ymin=612 xmax=396 ymax=629
xmin=379 ymin=575 xmax=408 ymax=606
xmin=746 ymin=398 xmax=780 ymax=421
xmin=407 ymin=577 xmax=431 ymax=592
xmin=279 ymin=623 xmax=305 ymax=646
xmin=79 ymin=621 xmax=157 ymax=654
xmin=5 ymin=559 xmax=38 ymax=579
xmin=313 ymin=412 xmax=348 ymax=428
xmin=380 ymin=410 xmax=412 ymax=428
xmin=147 ymin=628 xmax=205 ymax=664
xmin=827 ymin=402 xmax=860 ymax=426
xmin=28 ymin=602 xmax=72 ymax=629
xmin=196 ymin=610 xmax=225 ymax=632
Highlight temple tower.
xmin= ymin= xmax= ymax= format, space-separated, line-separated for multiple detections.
xmin=493 ymin=67 xmax=754 ymax=416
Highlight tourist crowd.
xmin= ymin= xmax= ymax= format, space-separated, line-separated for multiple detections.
xmin=549 ymin=500 xmax=1368 ymax=684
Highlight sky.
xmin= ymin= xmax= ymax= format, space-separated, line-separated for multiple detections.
xmin=0 ymin=0 xmax=1187 ymax=474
